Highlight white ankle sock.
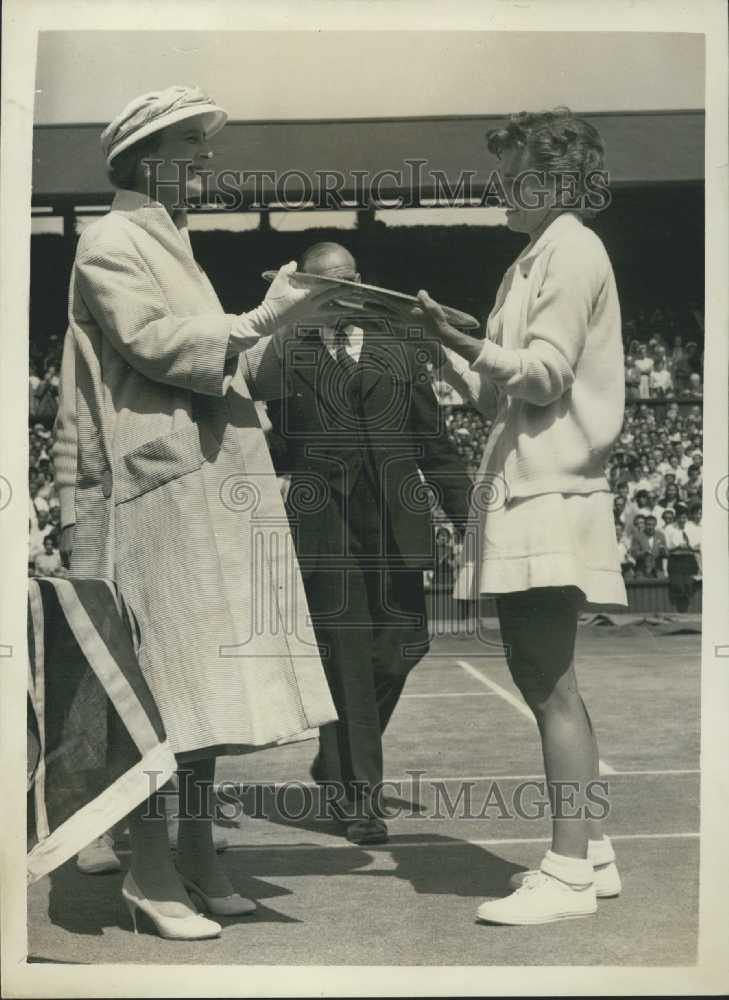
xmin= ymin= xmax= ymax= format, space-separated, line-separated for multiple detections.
xmin=587 ymin=835 xmax=616 ymax=867
xmin=540 ymin=850 xmax=594 ymax=887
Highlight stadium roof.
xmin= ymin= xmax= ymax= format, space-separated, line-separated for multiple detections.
xmin=32 ymin=110 xmax=704 ymax=212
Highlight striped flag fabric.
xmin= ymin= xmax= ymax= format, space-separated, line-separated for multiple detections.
xmin=27 ymin=576 xmax=176 ymax=883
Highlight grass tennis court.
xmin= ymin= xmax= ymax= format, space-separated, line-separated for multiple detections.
xmin=28 ymin=616 xmax=700 ymax=966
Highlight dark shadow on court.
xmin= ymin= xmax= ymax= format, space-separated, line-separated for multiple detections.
xmin=42 ymin=852 xmax=302 ymax=937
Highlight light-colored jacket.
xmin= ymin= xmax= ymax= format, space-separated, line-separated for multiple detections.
xmin=443 ymin=212 xmax=625 ymax=499
xmin=53 ymin=190 xmax=336 ymax=757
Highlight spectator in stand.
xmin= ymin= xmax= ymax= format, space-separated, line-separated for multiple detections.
xmin=29 ymin=508 xmax=53 ymax=562
xmin=29 ymin=358 xmax=41 ymax=393
xmin=684 ymin=486 xmax=701 ymax=510
xmin=689 ymin=502 xmax=702 ymax=528
xmin=615 ymin=521 xmax=635 ymax=579
xmin=664 ymin=503 xmax=701 ymax=608
xmin=633 ymin=344 xmax=654 ymax=400
xmin=643 ymin=459 xmax=664 ymax=496
xmin=684 ymin=372 xmax=703 ymax=399
xmin=665 ymin=505 xmax=698 ymax=552
xmin=666 ymin=454 xmax=688 ymax=486
xmin=33 ymin=534 xmax=64 ymax=577
xmin=661 ymin=510 xmax=676 ymax=538
xmin=628 ymin=490 xmax=652 ymax=523
xmin=653 ymin=446 xmax=671 ymax=478
xmin=671 ymin=335 xmax=691 ymax=393
xmin=629 ymin=513 xmax=646 ymax=546
xmin=623 ymin=460 xmax=644 ymax=499
xmin=660 ymin=479 xmax=682 ymax=510
xmin=671 ymin=440 xmax=693 ymax=470
xmin=430 ymin=526 xmax=457 ymax=593
xmin=685 ymin=463 xmax=702 ymax=494
xmin=664 ymin=402 xmax=680 ymax=428
xmin=613 ymin=494 xmax=628 ymax=528
xmin=32 ymin=363 xmax=60 ymax=428
xmin=685 ymin=341 xmax=701 ymax=375
xmin=618 ymin=423 xmax=635 ymax=449
xmin=649 ymin=356 xmax=673 ymax=399
xmin=630 ymin=514 xmax=667 ymax=578
xmin=642 ymin=490 xmax=664 ymax=522
xmin=624 ymin=356 xmax=641 ymax=402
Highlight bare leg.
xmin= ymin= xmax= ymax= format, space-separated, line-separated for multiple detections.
xmin=498 ymin=587 xmax=608 ymax=860
xmin=580 ymin=695 xmax=607 ymax=844
xmin=530 ymin=662 xmax=595 ymax=858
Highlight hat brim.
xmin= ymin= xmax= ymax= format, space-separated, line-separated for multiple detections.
xmin=106 ymin=103 xmax=228 ymax=164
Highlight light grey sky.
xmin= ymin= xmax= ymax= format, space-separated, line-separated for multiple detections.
xmin=35 ymin=30 xmax=704 ymax=124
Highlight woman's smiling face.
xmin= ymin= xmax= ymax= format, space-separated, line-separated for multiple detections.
xmin=144 ymin=116 xmax=213 ymax=205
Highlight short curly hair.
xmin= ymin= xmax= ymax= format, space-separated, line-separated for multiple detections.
xmin=486 ymin=107 xmax=605 ymax=173
xmin=106 ymin=131 xmax=163 ymax=191
xmin=486 ymin=107 xmax=606 ymax=214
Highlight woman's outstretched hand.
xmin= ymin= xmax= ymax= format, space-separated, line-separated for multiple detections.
xmin=412 ymin=290 xmax=459 ymax=341
xmin=246 ymin=262 xmax=343 ymax=336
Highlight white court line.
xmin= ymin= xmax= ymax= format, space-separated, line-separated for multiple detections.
xmin=426 ymin=651 xmax=697 ymax=662
xmin=211 ymin=768 xmax=698 ymax=792
xmin=193 ymin=831 xmax=700 ymax=852
xmin=401 ymin=691 xmax=497 ymax=699
xmin=456 ymin=659 xmax=617 ymax=776
xmin=377 ymin=768 xmax=699 ymax=783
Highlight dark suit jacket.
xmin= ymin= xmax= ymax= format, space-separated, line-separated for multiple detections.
xmin=252 ymin=324 xmax=472 ymax=572
xmin=630 ymin=530 xmax=668 ymax=562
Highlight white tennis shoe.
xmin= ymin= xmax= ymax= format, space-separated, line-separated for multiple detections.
xmin=476 ymin=870 xmax=597 ymax=925
xmin=509 ymin=860 xmax=621 ymax=898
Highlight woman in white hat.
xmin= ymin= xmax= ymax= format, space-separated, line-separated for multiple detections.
xmin=416 ymin=109 xmax=627 ymax=926
xmin=54 ymin=85 xmax=340 ymax=939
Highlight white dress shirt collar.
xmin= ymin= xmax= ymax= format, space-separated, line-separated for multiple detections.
xmin=320 ymin=324 xmax=364 ymax=362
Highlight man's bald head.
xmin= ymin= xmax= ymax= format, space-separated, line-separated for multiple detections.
xmin=300 ymin=242 xmax=360 ymax=282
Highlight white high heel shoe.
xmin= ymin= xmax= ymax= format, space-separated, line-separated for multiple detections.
xmin=122 ymin=872 xmax=222 ymax=940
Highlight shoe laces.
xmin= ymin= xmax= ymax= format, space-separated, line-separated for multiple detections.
xmin=516 ymin=871 xmax=549 ymax=893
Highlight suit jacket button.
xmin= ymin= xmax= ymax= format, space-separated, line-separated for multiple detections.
xmin=101 ymin=470 xmax=113 ymax=499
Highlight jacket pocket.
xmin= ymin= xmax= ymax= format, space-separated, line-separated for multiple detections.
xmin=113 ymin=424 xmax=211 ymax=506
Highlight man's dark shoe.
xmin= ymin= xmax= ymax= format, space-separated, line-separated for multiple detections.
xmin=344 ymin=817 xmax=389 ymax=845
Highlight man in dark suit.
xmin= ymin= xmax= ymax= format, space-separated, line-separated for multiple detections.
xmin=630 ymin=514 xmax=668 ymax=577
xmin=244 ymin=242 xmax=471 ymax=843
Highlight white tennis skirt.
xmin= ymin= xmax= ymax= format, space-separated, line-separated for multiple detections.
xmin=454 ymin=489 xmax=628 ymax=607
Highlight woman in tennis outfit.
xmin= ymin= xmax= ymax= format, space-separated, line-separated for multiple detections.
xmin=417 ymin=109 xmax=627 ymax=925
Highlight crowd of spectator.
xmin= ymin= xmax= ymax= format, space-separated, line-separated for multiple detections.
xmin=622 ymin=307 xmax=703 ymax=402
xmin=29 ymin=314 xmax=704 ymax=590
xmin=28 ymin=340 xmax=66 ymax=577
xmin=430 ymin=317 xmax=704 ymax=592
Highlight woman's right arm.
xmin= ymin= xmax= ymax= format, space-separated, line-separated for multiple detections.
xmin=75 ymin=248 xmax=250 ymax=396
xmin=437 ymin=345 xmax=500 ymax=420
xmin=75 ymin=251 xmax=335 ymax=398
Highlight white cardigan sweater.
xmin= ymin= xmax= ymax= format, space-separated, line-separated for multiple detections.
xmin=443 ymin=213 xmax=625 ymax=499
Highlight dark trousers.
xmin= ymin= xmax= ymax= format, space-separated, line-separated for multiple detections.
xmin=300 ymin=472 xmax=429 ymax=814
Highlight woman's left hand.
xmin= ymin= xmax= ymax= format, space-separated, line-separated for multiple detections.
xmin=412 ymin=290 xmax=459 ymax=342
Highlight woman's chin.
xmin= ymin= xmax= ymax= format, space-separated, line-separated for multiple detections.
xmin=182 ymin=176 xmax=204 ymax=202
